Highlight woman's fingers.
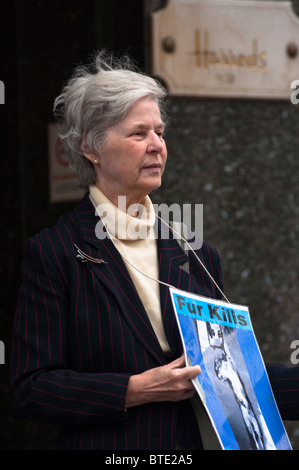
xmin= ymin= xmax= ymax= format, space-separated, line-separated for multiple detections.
xmin=167 ymin=354 xmax=201 ymax=380
xmin=125 ymin=355 xmax=201 ymax=408
xmin=145 ymin=356 xmax=201 ymax=400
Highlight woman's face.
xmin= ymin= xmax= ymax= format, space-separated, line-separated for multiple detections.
xmin=86 ymin=97 xmax=167 ymax=208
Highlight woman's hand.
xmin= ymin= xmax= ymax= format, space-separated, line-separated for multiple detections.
xmin=125 ymin=355 xmax=201 ymax=408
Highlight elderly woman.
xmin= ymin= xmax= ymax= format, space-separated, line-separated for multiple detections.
xmin=10 ymin=51 xmax=224 ymax=450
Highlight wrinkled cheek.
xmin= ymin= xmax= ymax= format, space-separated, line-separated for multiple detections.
xmin=162 ymin=151 xmax=168 ymax=172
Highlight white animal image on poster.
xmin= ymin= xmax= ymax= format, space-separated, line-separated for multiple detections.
xmin=170 ymin=287 xmax=292 ymax=450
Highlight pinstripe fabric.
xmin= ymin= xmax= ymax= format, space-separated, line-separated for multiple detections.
xmin=10 ymin=194 xmax=224 ymax=450
xmin=266 ymin=364 xmax=299 ymax=421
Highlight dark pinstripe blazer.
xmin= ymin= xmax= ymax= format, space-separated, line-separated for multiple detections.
xmin=266 ymin=364 xmax=299 ymax=422
xmin=10 ymin=193 xmax=224 ymax=450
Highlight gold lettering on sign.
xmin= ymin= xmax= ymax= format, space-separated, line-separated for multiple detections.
xmin=193 ymin=30 xmax=267 ymax=71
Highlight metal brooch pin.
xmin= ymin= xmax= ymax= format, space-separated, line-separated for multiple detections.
xmin=74 ymin=244 xmax=107 ymax=264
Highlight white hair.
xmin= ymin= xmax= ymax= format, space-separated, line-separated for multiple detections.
xmin=53 ymin=51 xmax=167 ymax=189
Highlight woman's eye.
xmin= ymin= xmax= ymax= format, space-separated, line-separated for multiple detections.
xmin=132 ymin=131 xmax=144 ymax=137
xmin=155 ymin=132 xmax=164 ymax=139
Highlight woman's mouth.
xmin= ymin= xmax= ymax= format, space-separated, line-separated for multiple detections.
xmin=142 ymin=163 xmax=162 ymax=172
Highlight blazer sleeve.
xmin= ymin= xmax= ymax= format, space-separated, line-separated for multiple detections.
xmin=10 ymin=234 xmax=131 ymax=425
xmin=267 ymin=363 xmax=299 ymax=420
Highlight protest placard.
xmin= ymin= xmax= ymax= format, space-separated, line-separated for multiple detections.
xmin=170 ymin=287 xmax=292 ymax=450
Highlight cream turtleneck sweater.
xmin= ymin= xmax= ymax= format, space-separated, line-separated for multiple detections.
xmin=89 ymin=185 xmax=171 ymax=354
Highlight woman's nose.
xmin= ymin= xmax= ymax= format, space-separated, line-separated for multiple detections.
xmin=147 ymin=132 xmax=164 ymax=153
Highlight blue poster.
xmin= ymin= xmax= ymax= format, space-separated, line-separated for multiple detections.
xmin=170 ymin=287 xmax=292 ymax=450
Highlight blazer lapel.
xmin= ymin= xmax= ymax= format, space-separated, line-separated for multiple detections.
xmin=73 ymin=195 xmax=168 ymax=365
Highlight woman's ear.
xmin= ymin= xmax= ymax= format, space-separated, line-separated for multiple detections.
xmin=82 ymin=139 xmax=99 ymax=165
xmin=83 ymin=151 xmax=98 ymax=165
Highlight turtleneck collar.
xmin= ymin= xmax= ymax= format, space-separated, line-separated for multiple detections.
xmin=89 ymin=185 xmax=156 ymax=241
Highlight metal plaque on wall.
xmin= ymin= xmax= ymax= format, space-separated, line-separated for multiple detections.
xmin=151 ymin=0 xmax=299 ymax=99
